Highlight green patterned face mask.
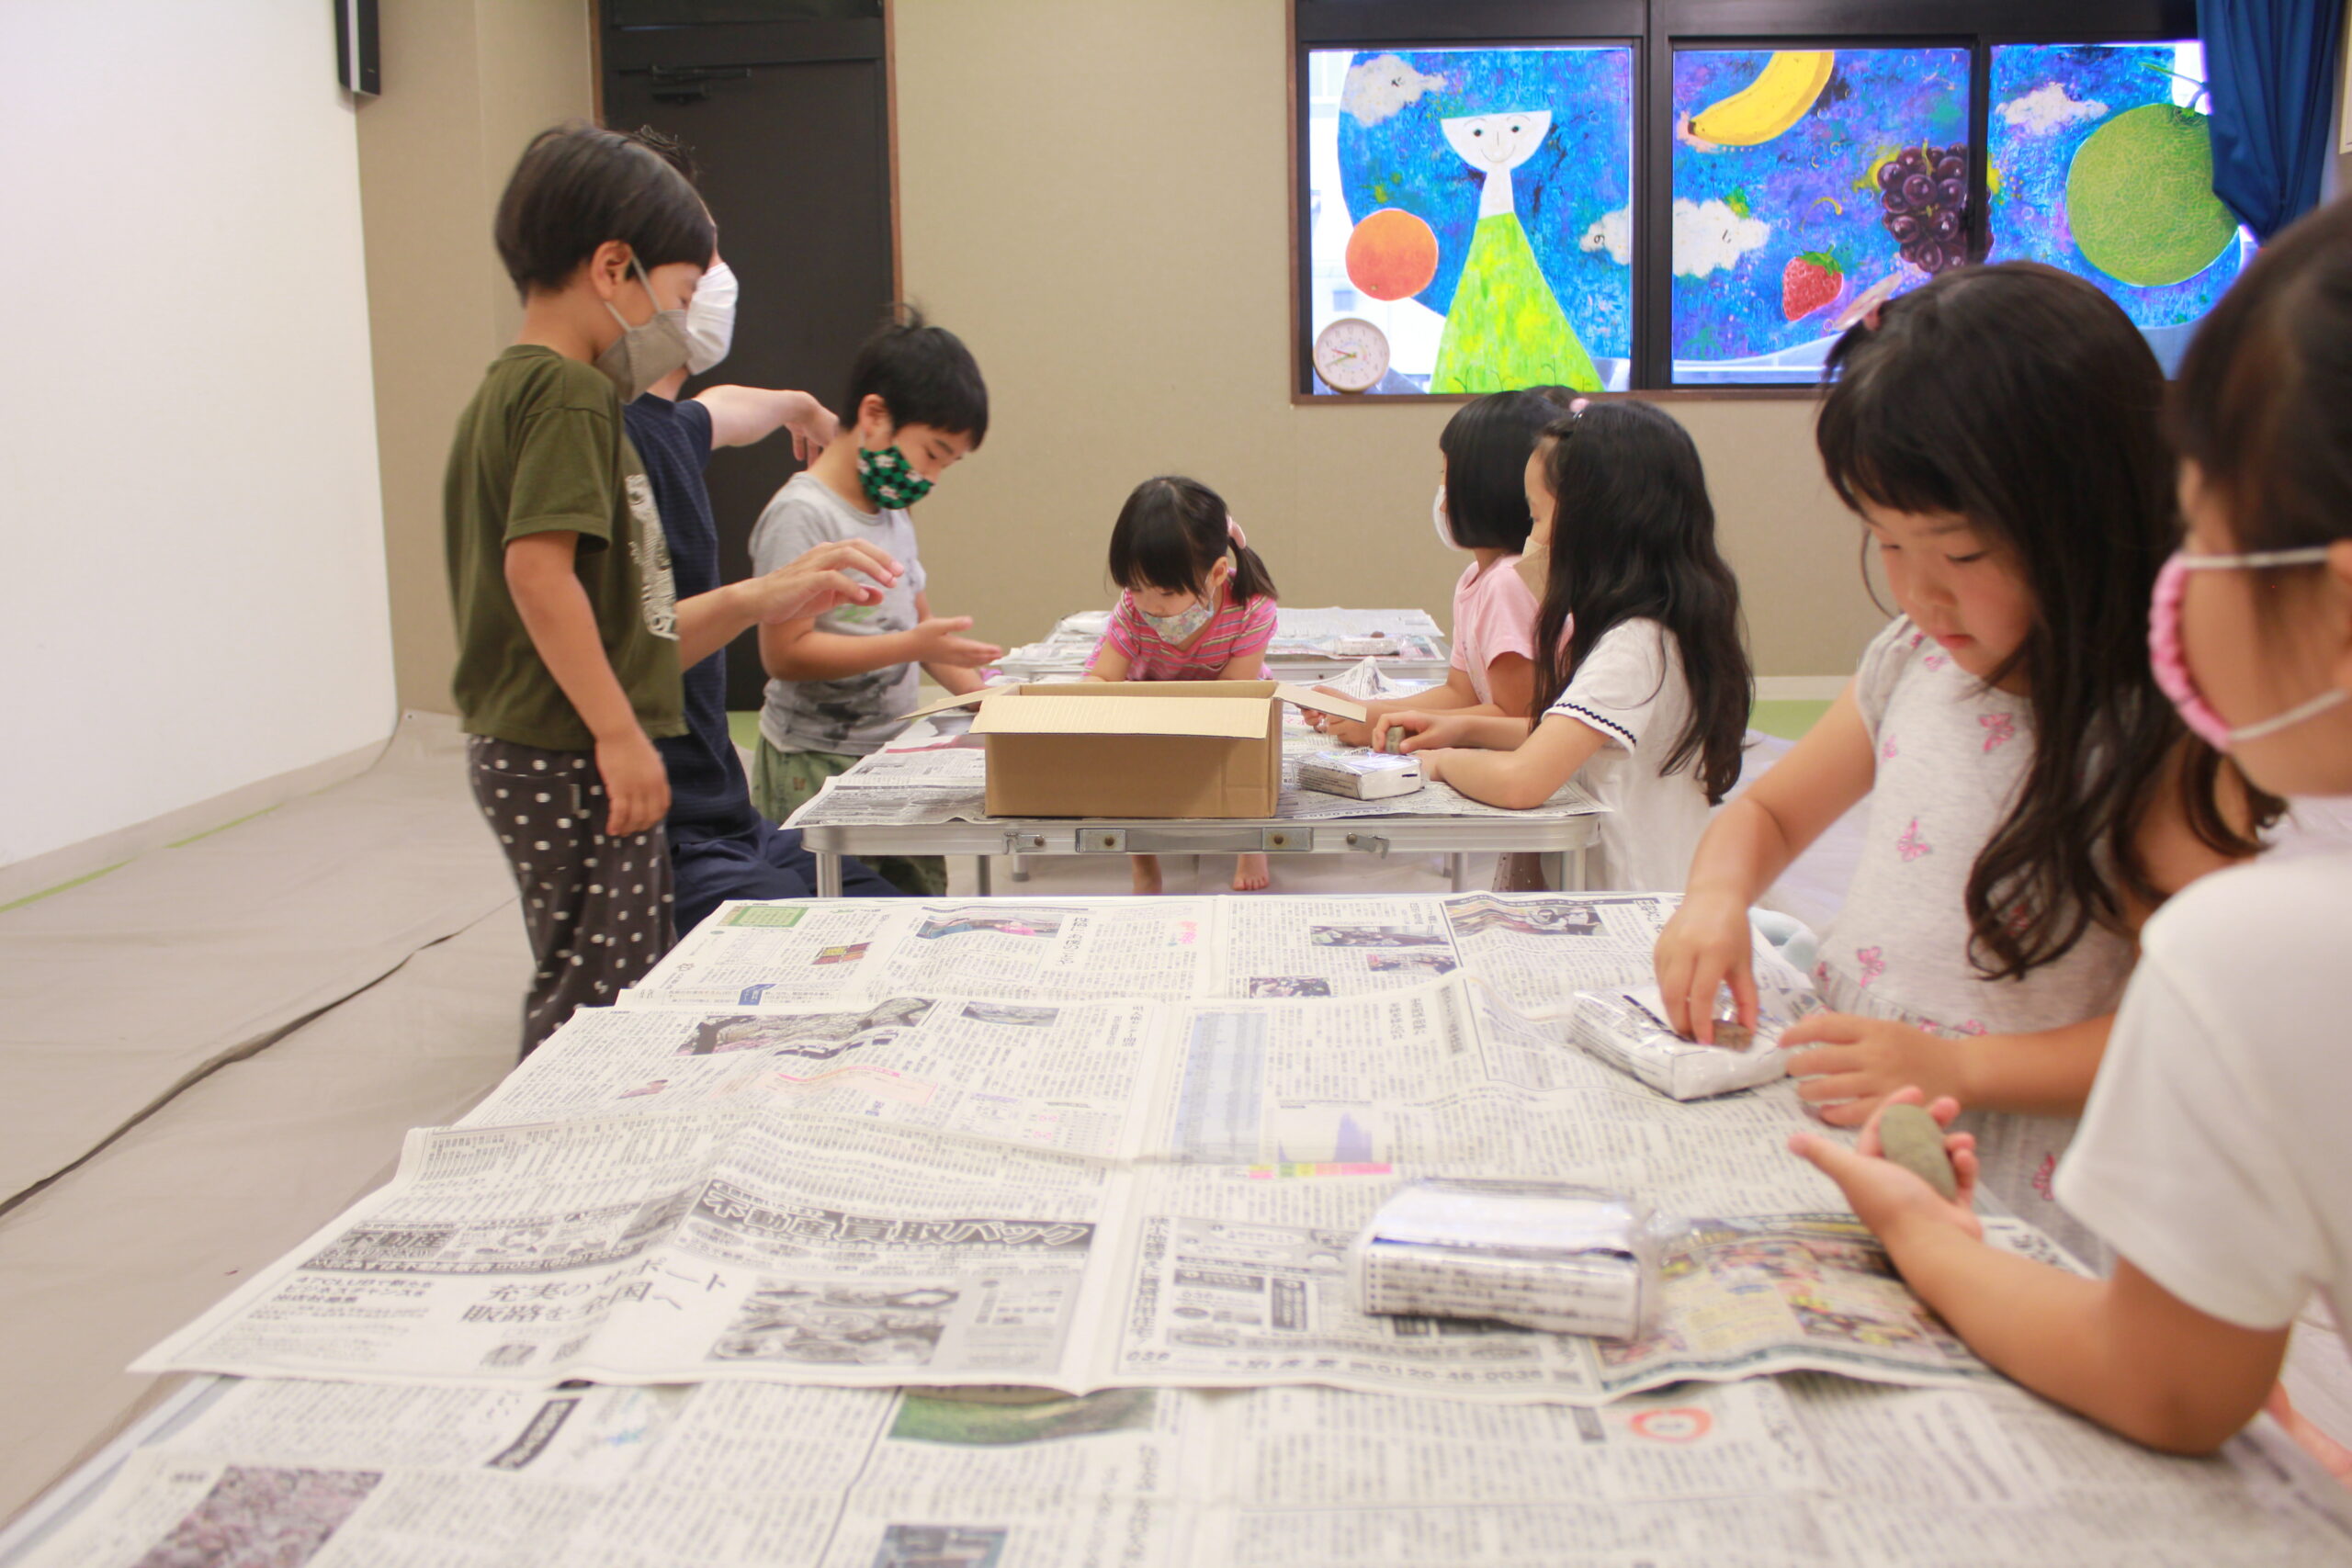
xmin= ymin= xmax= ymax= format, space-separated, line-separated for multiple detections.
xmin=856 ymin=445 xmax=933 ymax=509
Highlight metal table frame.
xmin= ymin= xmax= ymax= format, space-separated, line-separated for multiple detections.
xmin=802 ymin=812 xmax=1597 ymax=897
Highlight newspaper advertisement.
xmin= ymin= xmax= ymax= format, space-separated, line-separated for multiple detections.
xmin=1441 ymin=890 xmax=1679 ymax=1010
xmin=461 ymin=997 xmax=1170 ymax=1162
xmin=866 ymin=900 xmax=1217 ymax=1002
xmin=137 ymin=1111 xmax=1130 ymax=1391
xmin=24 ymin=1367 xmax=2352 ymax=1568
xmin=9 ymin=1378 xmax=1199 ymax=1568
xmin=1209 ymin=897 xmax=1468 ymax=999
xmin=786 ymin=779 xmax=994 ymax=827
xmin=612 ymin=900 xmax=906 ymax=1010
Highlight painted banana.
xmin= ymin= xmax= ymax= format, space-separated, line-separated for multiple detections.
xmin=1689 ymin=51 xmax=1835 ymax=147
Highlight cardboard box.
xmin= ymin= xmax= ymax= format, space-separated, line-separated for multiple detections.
xmin=902 ymin=682 xmax=1364 ymax=819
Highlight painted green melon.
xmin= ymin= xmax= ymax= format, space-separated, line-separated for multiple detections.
xmin=2066 ymin=102 xmax=2237 ymax=288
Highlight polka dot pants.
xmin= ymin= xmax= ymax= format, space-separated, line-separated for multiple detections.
xmin=468 ymin=737 xmax=675 ymax=1055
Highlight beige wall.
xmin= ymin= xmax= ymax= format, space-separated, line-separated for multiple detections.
xmin=891 ymin=0 xmax=1885 ymax=678
xmin=358 ymin=0 xmax=595 ymax=713
xmin=366 ymin=2 xmax=2352 ymax=695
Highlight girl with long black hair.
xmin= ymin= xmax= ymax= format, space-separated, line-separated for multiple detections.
xmin=1654 ymin=261 xmax=2276 ymax=1264
xmin=1386 ymin=399 xmax=1752 ymax=896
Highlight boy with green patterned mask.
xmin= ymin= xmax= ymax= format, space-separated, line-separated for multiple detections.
xmin=747 ymin=309 xmax=1000 ymax=897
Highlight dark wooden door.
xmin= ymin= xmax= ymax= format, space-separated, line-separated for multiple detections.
xmin=603 ymin=8 xmax=894 ymax=708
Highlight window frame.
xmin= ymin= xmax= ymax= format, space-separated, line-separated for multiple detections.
xmin=1291 ymin=0 xmax=2202 ymax=401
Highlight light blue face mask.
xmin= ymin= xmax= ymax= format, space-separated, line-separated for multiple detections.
xmin=1138 ymin=597 xmax=1213 ymax=647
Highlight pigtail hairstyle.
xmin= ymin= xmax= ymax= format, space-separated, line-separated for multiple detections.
xmin=1530 ymin=401 xmax=1752 ymax=805
xmin=1107 ymin=476 xmax=1279 ymax=606
xmin=1818 ymin=262 xmax=2278 ymax=983
xmin=1437 ymin=389 xmax=1580 ymax=551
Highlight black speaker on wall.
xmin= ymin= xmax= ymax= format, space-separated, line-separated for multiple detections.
xmin=335 ymin=0 xmax=379 ymax=96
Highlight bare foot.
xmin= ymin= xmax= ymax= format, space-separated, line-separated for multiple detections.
xmin=1232 ymin=852 xmax=1271 ymax=892
xmin=1131 ymin=853 xmax=1164 ymax=896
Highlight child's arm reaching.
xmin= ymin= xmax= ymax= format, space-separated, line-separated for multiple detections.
xmin=1216 ymin=649 xmax=1266 ymax=681
xmin=1409 ymin=711 xmax=1605 ymax=811
xmin=694 ymin=385 xmax=840 ymax=462
xmin=673 ymin=539 xmax=901 ymax=670
xmin=761 ymin=603 xmax=1001 ymax=687
xmin=1311 ymin=669 xmax=1480 ymax=745
xmin=912 ymin=591 xmax=996 ymax=695
xmin=504 ymin=531 xmax=670 ymax=837
xmin=1775 ymin=738 xmax=2259 ymax=1124
xmin=1795 ymin=1094 xmax=2289 ymax=1454
xmin=1656 ymin=684 xmax=1878 ymax=1041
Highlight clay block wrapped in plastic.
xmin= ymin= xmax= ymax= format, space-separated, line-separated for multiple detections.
xmin=1297 ymin=749 xmax=1425 ymax=800
xmin=1351 ymin=1179 xmax=1664 ymax=1341
xmin=1569 ymin=947 xmax=1821 ymax=1101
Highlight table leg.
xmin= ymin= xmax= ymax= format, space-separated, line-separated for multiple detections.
xmin=1011 ymin=854 xmax=1030 ymax=883
xmin=977 ymin=856 xmax=994 ymax=897
xmin=817 ymin=852 xmax=842 ymax=898
xmin=1449 ymin=853 xmax=1468 ymax=893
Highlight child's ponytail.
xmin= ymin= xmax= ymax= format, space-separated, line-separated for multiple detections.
xmin=1225 ymin=524 xmax=1279 ymax=608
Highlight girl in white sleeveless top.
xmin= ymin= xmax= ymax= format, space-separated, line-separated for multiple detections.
xmin=1655 ymin=262 xmax=2273 ymax=1268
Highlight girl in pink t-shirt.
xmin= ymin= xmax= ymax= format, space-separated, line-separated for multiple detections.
xmin=1087 ymin=474 xmax=1280 ymax=894
xmin=1314 ymin=389 xmax=1569 ymax=745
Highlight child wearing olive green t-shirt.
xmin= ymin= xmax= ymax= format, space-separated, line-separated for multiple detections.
xmin=446 ymin=128 xmax=711 ymax=1055
xmin=455 ymin=129 xmax=904 ymax=1054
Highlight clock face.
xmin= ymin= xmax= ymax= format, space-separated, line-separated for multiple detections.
xmin=1313 ymin=316 xmax=1391 ymax=393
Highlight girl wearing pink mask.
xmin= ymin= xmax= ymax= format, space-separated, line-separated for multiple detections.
xmin=1790 ymin=197 xmax=2352 ymax=1461
xmin=1655 ymin=261 xmax=2277 ymax=1266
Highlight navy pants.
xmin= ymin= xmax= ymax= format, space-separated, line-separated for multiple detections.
xmin=670 ymin=815 xmax=902 ymax=935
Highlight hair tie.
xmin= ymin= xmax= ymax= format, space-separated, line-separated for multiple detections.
xmin=1860 ymin=305 xmax=1884 ymax=332
xmin=1227 ymin=515 xmax=1248 ymax=551
xmin=1568 ymin=398 xmax=1589 ymax=415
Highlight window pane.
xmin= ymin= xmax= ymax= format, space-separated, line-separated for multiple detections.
xmin=1306 ymin=47 xmax=1634 ymax=396
xmin=1988 ymin=42 xmax=2253 ymax=374
xmin=1670 ymin=47 xmax=1971 ymax=385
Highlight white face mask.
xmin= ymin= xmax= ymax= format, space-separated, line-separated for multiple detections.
xmin=1432 ymin=484 xmax=1457 ymax=550
xmin=684 ymin=259 xmax=738 ymax=375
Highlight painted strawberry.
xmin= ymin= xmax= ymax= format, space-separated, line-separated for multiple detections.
xmin=1782 ymin=251 xmax=1843 ymax=321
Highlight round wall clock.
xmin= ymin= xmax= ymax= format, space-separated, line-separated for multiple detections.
xmin=1312 ymin=316 xmax=1390 ymax=393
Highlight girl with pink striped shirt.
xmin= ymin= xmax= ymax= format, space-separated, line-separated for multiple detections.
xmin=1086 ymin=475 xmax=1281 ymax=894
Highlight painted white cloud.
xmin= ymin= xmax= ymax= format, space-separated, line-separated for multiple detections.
xmin=1671 ymin=197 xmax=1768 ymax=278
xmin=1579 ymin=207 xmax=1633 ymax=266
xmin=1997 ymin=83 xmax=2109 ymax=135
xmin=1342 ymin=53 xmax=1448 ymax=126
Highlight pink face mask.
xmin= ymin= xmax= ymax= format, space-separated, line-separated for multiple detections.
xmin=2149 ymin=546 xmax=2345 ymax=750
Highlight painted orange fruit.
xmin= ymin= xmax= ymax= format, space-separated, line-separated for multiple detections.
xmin=1345 ymin=208 xmax=1441 ymax=301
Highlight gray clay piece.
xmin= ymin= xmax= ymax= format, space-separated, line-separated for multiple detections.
xmin=1876 ymin=1103 xmax=1960 ymax=1201
xmin=1385 ymin=725 xmax=1410 ymax=753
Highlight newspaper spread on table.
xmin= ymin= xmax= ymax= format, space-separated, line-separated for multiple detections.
xmin=17 ymin=1370 xmax=2352 ymax=1567
xmin=151 ymin=893 xmax=2062 ymax=1407
xmin=785 ymin=723 xmax=1603 ymax=830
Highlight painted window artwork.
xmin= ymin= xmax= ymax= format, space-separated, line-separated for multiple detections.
xmin=1305 ymin=47 xmax=1634 ymax=395
xmin=1670 ymin=47 xmax=1972 ymax=383
xmin=1988 ymin=42 xmax=2253 ymax=374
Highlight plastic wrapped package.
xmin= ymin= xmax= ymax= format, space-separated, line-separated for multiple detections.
xmin=1296 ymin=750 xmax=1425 ymax=800
xmin=1568 ymin=947 xmax=1822 ymax=1101
xmin=1351 ymin=1179 xmax=1668 ymax=1340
